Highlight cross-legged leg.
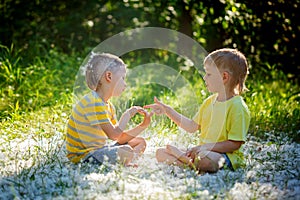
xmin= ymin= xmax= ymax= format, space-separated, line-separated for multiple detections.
xmin=157 ymin=145 xmax=226 ymax=173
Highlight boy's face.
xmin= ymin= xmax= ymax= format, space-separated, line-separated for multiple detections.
xmin=203 ymin=63 xmax=224 ymax=93
xmin=111 ymin=65 xmax=127 ymax=97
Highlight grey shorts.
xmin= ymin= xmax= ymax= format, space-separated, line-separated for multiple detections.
xmin=83 ymin=143 xmax=130 ymax=164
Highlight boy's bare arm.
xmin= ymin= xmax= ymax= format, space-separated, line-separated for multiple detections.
xmin=208 ymin=140 xmax=244 ymax=153
xmin=187 ymin=140 xmax=244 ymax=158
xmin=164 ymin=105 xmax=199 ymax=133
xmin=99 ymin=109 xmax=153 ymax=144
xmin=99 ymin=123 xmax=145 ymax=144
xmin=118 ymin=106 xmax=143 ymax=130
xmin=144 ymin=97 xmax=199 ymax=133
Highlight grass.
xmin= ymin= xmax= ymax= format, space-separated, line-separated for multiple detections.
xmin=0 ymin=45 xmax=299 ymax=199
xmin=245 ymin=64 xmax=300 ymax=141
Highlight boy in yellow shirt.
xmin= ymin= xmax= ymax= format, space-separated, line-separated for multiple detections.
xmin=145 ymin=48 xmax=250 ymax=172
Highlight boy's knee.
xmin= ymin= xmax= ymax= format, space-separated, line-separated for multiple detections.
xmin=196 ymin=156 xmax=220 ymax=173
xmin=131 ymin=137 xmax=147 ymax=147
xmin=138 ymin=137 xmax=147 ymax=148
xmin=132 ymin=137 xmax=147 ymax=153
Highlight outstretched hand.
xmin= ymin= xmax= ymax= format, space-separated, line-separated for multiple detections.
xmin=144 ymin=97 xmax=166 ymax=115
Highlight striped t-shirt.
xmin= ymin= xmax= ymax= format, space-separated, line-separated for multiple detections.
xmin=66 ymin=91 xmax=117 ymax=163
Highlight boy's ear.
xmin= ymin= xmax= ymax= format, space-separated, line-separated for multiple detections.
xmin=105 ymin=71 xmax=112 ymax=82
xmin=222 ymin=71 xmax=230 ymax=83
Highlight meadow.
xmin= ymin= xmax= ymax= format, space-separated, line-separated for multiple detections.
xmin=0 ymin=45 xmax=299 ymax=199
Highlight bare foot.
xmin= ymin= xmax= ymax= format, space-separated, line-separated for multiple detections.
xmin=166 ymin=145 xmax=192 ymax=164
xmin=166 ymin=145 xmax=184 ymax=157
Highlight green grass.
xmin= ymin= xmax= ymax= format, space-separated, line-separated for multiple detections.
xmin=0 ymin=44 xmax=299 ymax=140
xmin=245 ymin=64 xmax=300 ymax=141
xmin=0 ymin=44 xmax=80 ymax=119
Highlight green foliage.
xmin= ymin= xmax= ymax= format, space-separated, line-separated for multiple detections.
xmin=1 ymin=0 xmax=299 ymax=78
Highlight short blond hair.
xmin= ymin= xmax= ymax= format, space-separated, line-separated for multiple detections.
xmin=204 ymin=48 xmax=249 ymax=94
xmin=85 ymin=52 xmax=125 ymax=91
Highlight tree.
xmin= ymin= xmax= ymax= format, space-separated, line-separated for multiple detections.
xmin=0 ymin=0 xmax=299 ymax=78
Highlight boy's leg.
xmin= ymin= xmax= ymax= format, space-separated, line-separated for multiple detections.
xmin=84 ymin=145 xmax=130 ymax=165
xmin=156 ymin=146 xmax=225 ymax=172
xmin=127 ymin=137 xmax=146 ymax=155
xmin=194 ymin=150 xmax=225 ymax=173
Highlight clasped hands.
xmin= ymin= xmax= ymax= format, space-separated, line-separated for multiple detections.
xmin=126 ymin=106 xmax=153 ymax=128
xmin=126 ymin=96 xmax=165 ymax=126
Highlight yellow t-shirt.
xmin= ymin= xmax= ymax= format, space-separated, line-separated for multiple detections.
xmin=66 ymin=91 xmax=117 ymax=163
xmin=193 ymin=94 xmax=250 ymax=170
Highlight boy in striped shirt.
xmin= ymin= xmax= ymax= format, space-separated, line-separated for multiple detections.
xmin=66 ymin=53 xmax=152 ymax=166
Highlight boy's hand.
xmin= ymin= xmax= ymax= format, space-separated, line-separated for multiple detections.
xmin=138 ymin=109 xmax=154 ymax=128
xmin=127 ymin=106 xmax=143 ymax=117
xmin=144 ymin=97 xmax=166 ymax=115
xmin=128 ymin=106 xmax=153 ymax=127
xmin=186 ymin=146 xmax=203 ymax=159
xmin=186 ymin=145 xmax=210 ymax=160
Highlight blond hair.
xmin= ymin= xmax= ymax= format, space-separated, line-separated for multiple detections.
xmin=204 ymin=48 xmax=249 ymax=94
xmin=85 ymin=52 xmax=125 ymax=91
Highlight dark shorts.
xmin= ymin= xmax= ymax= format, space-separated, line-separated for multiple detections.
xmin=222 ymin=153 xmax=234 ymax=171
xmin=83 ymin=143 xmax=130 ymax=164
